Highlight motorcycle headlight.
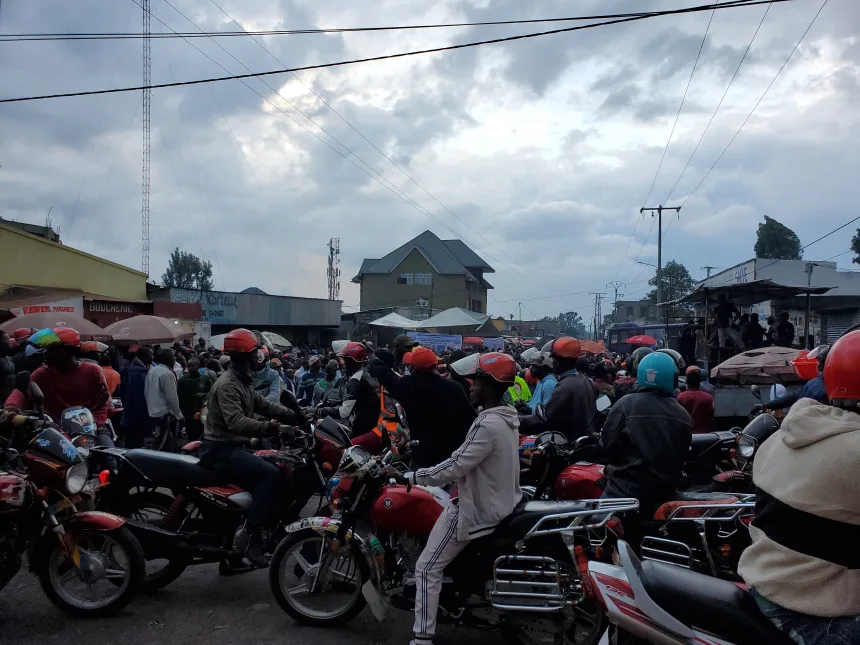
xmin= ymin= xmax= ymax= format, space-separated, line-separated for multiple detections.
xmin=738 ymin=435 xmax=756 ymax=459
xmin=65 ymin=461 xmax=88 ymax=495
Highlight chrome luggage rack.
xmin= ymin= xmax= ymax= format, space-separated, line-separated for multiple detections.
xmin=642 ymin=496 xmax=756 ymax=576
xmin=491 ymin=498 xmax=639 ymax=613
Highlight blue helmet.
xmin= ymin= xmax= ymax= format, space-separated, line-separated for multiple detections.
xmin=636 ymin=352 xmax=678 ymax=395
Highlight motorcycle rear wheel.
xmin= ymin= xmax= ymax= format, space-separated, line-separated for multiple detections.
xmin=269 ymin=528 xmax=368 ymax=626
xmin=125 ymin=491 xmax=190 ymax=592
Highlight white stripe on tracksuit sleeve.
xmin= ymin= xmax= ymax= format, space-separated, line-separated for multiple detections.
xmin=412 ymin=423 xmax=491 ymax=487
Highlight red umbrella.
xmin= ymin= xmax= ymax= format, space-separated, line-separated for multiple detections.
xmin=625 ymin=334 xmax=658 ymax=347
xmin=463 ymin=337 xmax=484 ymax=346
xmin=0 ymin=312 xmax=110 ymax=342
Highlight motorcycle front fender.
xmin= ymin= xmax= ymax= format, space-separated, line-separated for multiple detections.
xmin=64 ymin=511 xmax=126 ymax=532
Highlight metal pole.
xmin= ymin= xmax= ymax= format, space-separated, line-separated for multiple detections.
xmin=804 ymin=263 xmax=814 ymax=349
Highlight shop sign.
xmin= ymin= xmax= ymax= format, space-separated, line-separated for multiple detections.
xmin=171 ymin=289 xmax=238 ymax=324
xmin=9 ymin=297 xmax=84 ymax=317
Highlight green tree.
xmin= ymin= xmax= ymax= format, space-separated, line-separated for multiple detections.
xmin=161 ymin=248 xmax=214 ymax=290
xmin=754 ymin=215 xmax=802 ymax=260
xmin=557 ymin=311 xmax=588 ymax=339
xmin=647 ymin=260 xmax=695 ymax=319
xmin=851 ymin=228 xmax=860 ymax=266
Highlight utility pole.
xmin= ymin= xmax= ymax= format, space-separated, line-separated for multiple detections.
xmin=607 ymin=281 xmax=625 ymax=322
xmin=804 ymin=262 xmax=820 ymax=349
xmin=141 ymin=0 xmax=151 ymax=276
xmin=701 ymin=266 xmax=718 ymax=279
xmin=640 ymin=205 xmax=681 ymax=338
xmin=589 ymin=292 xmax=605 ymax=339
xmin=327 ymin=238 xmax=341 ymax=300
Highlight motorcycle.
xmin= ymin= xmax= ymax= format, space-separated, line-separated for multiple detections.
xmin=588 ymin=541 xmax=794 ymax=645
xmin=0 ymin=388 xmax=145 ymax=617
xmin=96 ymin=415 xmax=351 ymax=591
xmin=268 ymin=443 xmax=640 ymax=645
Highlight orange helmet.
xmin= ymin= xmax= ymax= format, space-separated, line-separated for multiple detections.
xmin=13 ymin=328 xmax=36 ymax=342
xmin=224 ymin=328 xmax=259 ymax=354
xmin=338 ymin=341 xmax=367 ymax=363
xmin=53 ymin=328 xmax=81 ymax=348
xmin=550 ymin=337 xmax=582 ymax=359
xmin=824 ymin=331 xmax=860 ymax=406
xmin=450 ymin=352 xmax=517 ymax=385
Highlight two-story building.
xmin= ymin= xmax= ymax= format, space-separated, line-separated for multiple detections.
xmin=352 ymin=230 xmax=494 ymax=318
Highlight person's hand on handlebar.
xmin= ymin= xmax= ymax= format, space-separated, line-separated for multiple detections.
xmin=751 ymin=403 xmax=767 ymax=414
xmin=380 ymin=466 xmax=409 ymax=487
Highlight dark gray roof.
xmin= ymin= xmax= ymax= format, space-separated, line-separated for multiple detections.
xmin=442 ymin=239 xmax=494 ymax=272
xmin=241 ymin=286 xmax=269 ymax=295
xmin=352 ymin=230 xmax=493 ymax=282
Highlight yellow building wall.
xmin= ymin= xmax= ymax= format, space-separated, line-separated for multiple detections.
xmin=0 ymin=224 xmax=148 ymax=300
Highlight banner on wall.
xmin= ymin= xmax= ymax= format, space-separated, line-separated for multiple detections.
xmin=9 ymin=297 xmax=84 ymax=317
xmin=482 ymin=337 xmax=505 ymax=351
xmin=409 ymin=332 xmax=462 ymax=354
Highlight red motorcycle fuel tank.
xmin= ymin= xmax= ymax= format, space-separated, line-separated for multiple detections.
xmin=0 ymin=472 xmax=32 ymax=514
xmin=371 ymin=485 xmax=445 ymax=536
xmin=553 ymin=463 xmax=605 ymax=500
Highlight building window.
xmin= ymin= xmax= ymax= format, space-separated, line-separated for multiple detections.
xmin=471 ymin=299 xmax=482 ymax=313
xmin=398 ymin=273 xmax=413 ymax=285
xmin=416 ymin=297 xmax=428 ymax=307
xmin=415 ymin=272 xmax=433 ymax=285
xmin=626 ymin=307 xmax=634 ymax=318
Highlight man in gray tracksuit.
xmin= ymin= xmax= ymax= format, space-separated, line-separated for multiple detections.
xmin=397 ymin=352 xmax=522 ymax=645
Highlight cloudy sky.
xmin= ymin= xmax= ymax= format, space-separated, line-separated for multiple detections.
xmin=1 ymin=0 xmax=857 ymax=323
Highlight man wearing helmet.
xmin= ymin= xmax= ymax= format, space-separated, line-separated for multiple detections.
xmin=739 ymin=331 xmax=860 ymax=644
xmin=519 ymin=337 xmax=598 ymax=441
xmin=315 ymin=342 xmax=381 ymax=443
xmin=198 ymin=328 xmax=300 ymax=567
xmin=525 ymin=348 xmax=557 ymax=413
xmin=28 ymin=328 xmax=110 ymax=426
xmin=600 ymin=352 xmax=691 ymax=519
xmin=252 ymin=346 xmax=282 ymax=404
xmin=614 ymin=347 xmax=652 ymax=400
xmin=388 ymin=352 xmax=522 ymax=645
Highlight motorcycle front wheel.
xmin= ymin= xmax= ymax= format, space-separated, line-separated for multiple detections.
xmin=38 ymin=526 xmax=145 ymax=617
xmin=269 ymin=528 xmax=368 ymax=626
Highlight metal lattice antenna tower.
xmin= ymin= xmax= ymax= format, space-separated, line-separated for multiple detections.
xmin=327 ymin=238 xmax=341 ymax=300
xmin=141 ymin=0 xmax=151 ymax=276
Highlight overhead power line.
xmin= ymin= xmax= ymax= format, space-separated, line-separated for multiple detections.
xmin=0 ymin=2 xmax=771 ymax=42
xmin=678 ymin=0 xmax=829 ymax=207
xmin=640 ymin=1 xmax=718 ymax=208
xmin=204 ymin=0 xmax=533 ymax=276
xmin=0 ymin=0 xmax=793 ymax=104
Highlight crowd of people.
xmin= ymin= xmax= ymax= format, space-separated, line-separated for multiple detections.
xmin=1 ymin=322 xmax=858 ymax=645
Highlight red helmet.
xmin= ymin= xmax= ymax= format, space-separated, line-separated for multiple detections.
xmin=13 ymin=327 xmax=36 ymax=342
xmin=224 ymin=328 xmax=259 ymax=354
xmin=550 ymin=337 xmax=582 ymax=359
xmin=53 ymin=328 xmax=81 ymax=349
xmin=450 ymin=352 xmax=517 ymax=385
xmin=338 ymin=342 xmax=366 ymax=363
xmin=824 ymin=331 xmax=860 ymax=406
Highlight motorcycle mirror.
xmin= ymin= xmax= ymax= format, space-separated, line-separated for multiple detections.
xmin=536 ymin=404 xmax=547 ymax=421
xmin=750 ymin=384 xmax=761 ymax=401
xmin=595 ymin=394 xmax=612 ymax=413
xmin=15 ymin=371 xmax=30 ymax=393
xmin=29 ymin=381 xmax=45 ymax=406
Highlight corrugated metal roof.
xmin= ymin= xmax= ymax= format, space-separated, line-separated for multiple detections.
xmin=352 ymin=230 xmax=493 ymax=281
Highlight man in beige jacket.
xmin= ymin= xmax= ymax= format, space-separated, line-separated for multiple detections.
xmin=739 ymin=330 xmax=860 ymax=645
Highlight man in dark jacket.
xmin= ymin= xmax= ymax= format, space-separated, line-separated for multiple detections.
xmin=519 ymin=337 xmax=597 ymax=441
xmin=121 ymin=346 xmax=153 ymax=448
xmin=198 ymin=329 xmax=298 ymax=566
xmin=600 ymin=352 xmax=692 ymax=517
xmin=369 ymin=347 xmax=477 ymax=468
xmin=317 ymin=342 xmax=380 ymax=442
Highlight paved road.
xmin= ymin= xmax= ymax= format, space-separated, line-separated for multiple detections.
xmin=0 ymin=563 xmax=499 ymax=645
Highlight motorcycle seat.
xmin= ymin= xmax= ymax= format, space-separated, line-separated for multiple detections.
xmin=124 ymin=449 xmax=230 ymax=488
xmin=639 ymin=559 xmax=795 ymax=645
xmin=688 ymin=431 xmax=735 ymax=459
xmin=494 ymin=499 xmax=594 ymax=539
xmin=653 ymin=492 xmax=739 ymax=521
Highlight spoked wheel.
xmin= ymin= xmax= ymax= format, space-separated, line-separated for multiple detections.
xmin=38 ymin=527 xmax=144 ymax=617
xmin=269 ymin=528 xmax=368 ymax=626
xmin=125 ymin=491 xmax=190 ymax=591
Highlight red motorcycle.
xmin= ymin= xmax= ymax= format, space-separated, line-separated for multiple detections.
xmin=268 ymin=444 xmax=640 ymax=645
xmin=97 ymin=416 xmax=351 ymax=591
xmin=0 ymin=408 xmax=145 ymax=617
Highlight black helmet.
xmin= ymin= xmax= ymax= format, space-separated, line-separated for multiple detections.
xmin=656 ymin=348 xmax=686 ymax=372
xmin=629 ymin=347 xmax=654 ymax=377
